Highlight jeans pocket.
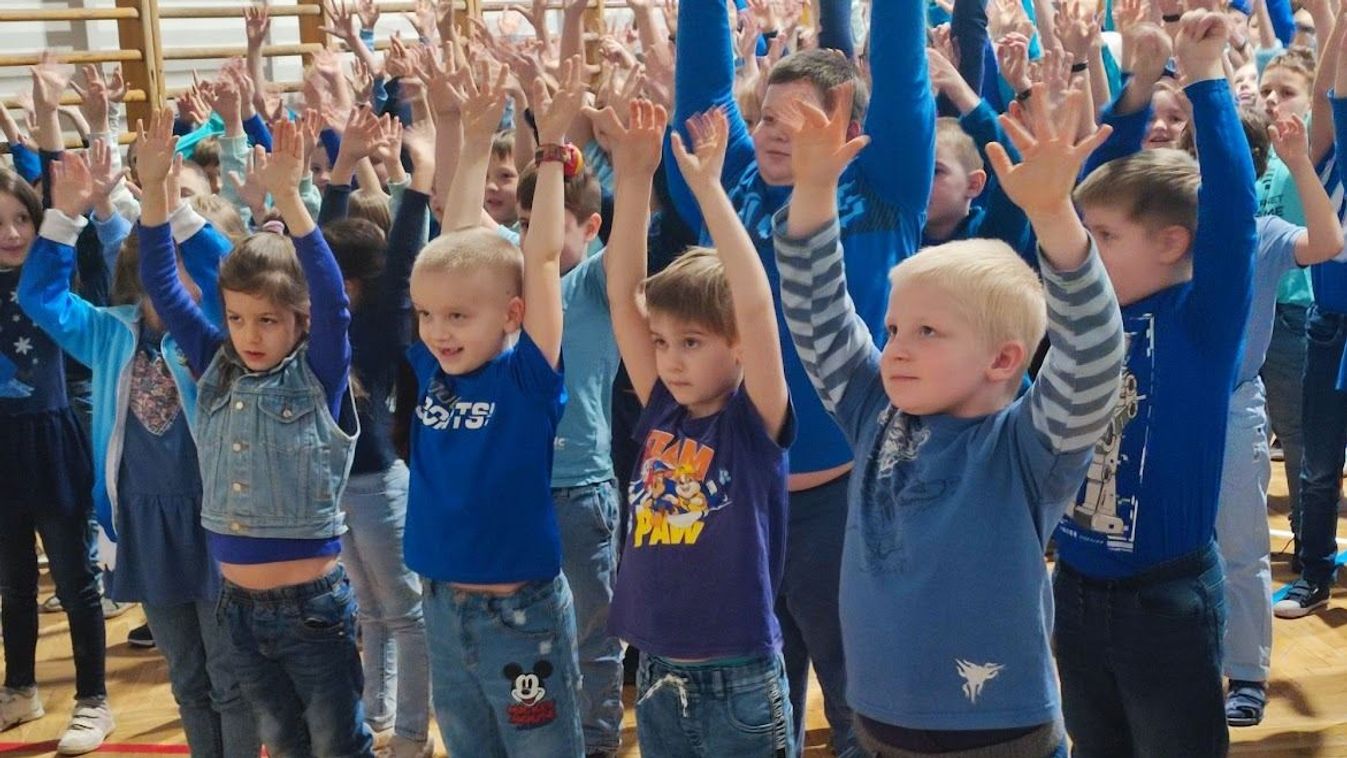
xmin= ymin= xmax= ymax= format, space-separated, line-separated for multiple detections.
xmin=724 ymin=668 xmax=785 ymax=736
xmin=297 ymin=582 xmax=356 ymax=640
xmin=494 ymin=584 xmax=564 ymax=642
xmin=1306 ymin=312 xmax=1345 ymax=347
xmin=1134 ymin=577 xmax=1205 ymax=620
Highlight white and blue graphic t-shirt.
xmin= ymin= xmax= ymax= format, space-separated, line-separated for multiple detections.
xmin=404 ymin=331 xmax=567 ymax=583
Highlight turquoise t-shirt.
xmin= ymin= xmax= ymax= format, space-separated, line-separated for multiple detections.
xmin=1257 ymin=150 xmax=1314 ymax=306
xmin=553 ymin=250 xmax=620 ymax=488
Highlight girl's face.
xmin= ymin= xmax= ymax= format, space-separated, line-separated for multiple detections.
xmin=1261 ymin=66 xmax=1311 ymax=122
xmin=1145 ymin=90 xmax=1190 ymax=150
xmin=0 ymin=192 xmax=36 ymax=268
xmin=222 ymin=289 xmax=305 ymax=373
xmin=1234 ymin=64 xmax=1262 ymax=110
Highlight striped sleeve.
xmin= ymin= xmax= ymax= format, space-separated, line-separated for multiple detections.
xmin=772 ymin=208 xmax=879 ymax=417
xmin=1028 ymin=241 xmax=1126 ymax=453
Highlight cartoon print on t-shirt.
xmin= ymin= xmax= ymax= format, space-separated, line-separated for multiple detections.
xmin=629 ymin=429 xmax=730 ymax=548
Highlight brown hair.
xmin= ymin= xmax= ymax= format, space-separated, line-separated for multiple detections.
xmin=191 ymin=136 xmax=221 ymax=172
xmin=643 ymin=247 xmax=737 ymax=342
xmin=1177 ymin=106 xmax=1271 ymax=178
xmin=111 ymin=229 xmax=143 ymax=306
xmin=1074 ymin=148 xmax=1200 ymax=233
xmin=517 ymin=161 xmax=602 ymax=220
xmin=492 ymin=129 xmax=516 ymax=161
xmin=348 ymin=188 xmax=393 ymax=236
xmin=323 ymin=217 xmax=386 ymax=294
xmin=216 ymin=232 xmax=311 ymax=320
xmin=1263 ymin=46 xmax=1316 ymax=87
xmin=767 ymin=48 xmax=869 ymax=126
xmin=0 ymin=168 xmax=43 ymax=234
xmin=190 ymin=194 xmax=248 ymax=242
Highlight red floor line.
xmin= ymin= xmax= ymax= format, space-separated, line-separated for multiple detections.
xmin=0 ymin=742 xmax=191 ymax=754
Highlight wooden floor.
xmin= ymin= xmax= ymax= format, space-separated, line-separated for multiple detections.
xmin=5 ymin=466 xmax=1347 ymax=756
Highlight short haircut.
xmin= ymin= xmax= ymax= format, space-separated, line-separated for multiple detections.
xmin=492 ymin=129 xmax=515 ymax=160
xmin=643 ymin=247 xmax=737 ymax=342
xmin=1263 ymin=45 xmax=1315 ymax=85
xmin=767 ymin=48 xmax=869 ymax=125
xmin=191 ymin=136 xmax=220 ymax=171
xmin=412 ymin=226 xmax=524 ymax=296
xmin=890 ymin=239 xmax=1046 ymax=370
xmin=1178 ymin=106 xmax=1270 ymax=178
xmin=1074 ymin=148 xmax=1200 ymax=233
xmin=935 ymin=118 xmax=983 ymax=173
xmin=516 ymin=161 xmax=602 ymax=220
xmin=348 ymin=188 xmax=392 ymax=235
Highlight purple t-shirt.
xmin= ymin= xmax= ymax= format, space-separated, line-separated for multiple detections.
xmin=608 ymin=380 xmax=794 ymax=659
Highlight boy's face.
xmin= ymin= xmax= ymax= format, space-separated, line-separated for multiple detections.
xmin=0 ymin=192 xmax=36 ymax=268
xmin=754 ymin=80 xmax=828 ymax=187
xmin=223 ymin=289 xmax=305 ymax=373
xmin=486 ymin=154 xmax=520 ymax=226
xmin=1144 ymin=90 xmax=1189 ymax=150
xmin=880 ymin=281 xmax=1015 ymax=418
xmin=1082 ymin=203 xmax=1190 ymax=305
xmin=1261 ymin=66 xmax=1311 ymax=122
xmin=518 ymin=207 xmax=600 ymax=274
xmin=411 ymin=266 xmax=523 ymax=375
xmin=310 ymin=150 xmax=331 ymax=193
xmin=1234 ymin=64 xmax=1262 ymax=110
xmin=925 ymin=144 xmax=986 ymax=239
xmin=648 ymin=310 xmax=743 ymax=418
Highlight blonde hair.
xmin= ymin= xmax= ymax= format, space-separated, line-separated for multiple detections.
xmin=190 ymin=194 xmax=248 ymax=242
xmin=1074 ymin=148 xmax=1199 ymax=232
xmin=643 ymin=248 xmax=737 ymax=342
xmin=935 ymin=118 xmax=983 ymax=173
xmin=890 ymin=239 xmax=1046 ymax=370
xmin=217 ymin=232 xmax=311 ymax=320
xmin=412 ymin=227 xmax=524 ymax=295
xmin=348 ymin=188 xmax=392 ymax=236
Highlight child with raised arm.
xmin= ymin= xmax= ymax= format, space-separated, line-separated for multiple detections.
xmin=1054 ymin=10 xmax=1259 ymax=754
xmin=135 ymin=109 xmax=370 ymax=757
xmin=403 ymin=60 xmax=587 ymax=757
xmin=604 ymin=97 xmax=795 ymax=757
xmin=772 ymin=81 xmax=1123 ymax=757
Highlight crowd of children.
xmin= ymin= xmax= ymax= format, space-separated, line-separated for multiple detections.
xmin=0 ymin=0 xmax=1343 ymax=755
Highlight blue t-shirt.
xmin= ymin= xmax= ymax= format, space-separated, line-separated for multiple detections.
xmin=553 ymin=251 xmax=619 ymax=488
xmin=1257 ymin=151 xmax=1314 ymax=307
xmin=608 ymin=381 xmax=793 ymax=660
xmin=1240 ymin=217 xmax=1304 ymax=383
xmin=405 ymin=331 xmax=567 ymax=583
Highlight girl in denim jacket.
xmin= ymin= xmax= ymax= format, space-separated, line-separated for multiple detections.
xmin=136 ymin=109 xmax=370 ymax=757
xmin=18 ymin=145 xmax=261 ymax=758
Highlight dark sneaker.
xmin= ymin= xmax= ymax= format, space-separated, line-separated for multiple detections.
xmin=127 ymin=624 xmax=155 ymax=649
xmin=1225 ymin=680 xmax=1266 ymax=727
xmin=1273 ymin=579 xmax=1330 ymax=619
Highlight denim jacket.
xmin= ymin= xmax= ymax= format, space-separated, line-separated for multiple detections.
xmin=197 ymin=341 xmax=358 ymax=539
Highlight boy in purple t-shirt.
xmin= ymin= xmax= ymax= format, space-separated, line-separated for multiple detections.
xmin=598 ymin=97 xmax=795 ymax=756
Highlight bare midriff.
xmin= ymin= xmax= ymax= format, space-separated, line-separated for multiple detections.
xmin=221 ymin=556 xmax=340 ymax=590
xmin=789 ymin=462 xmax=853 ymax=492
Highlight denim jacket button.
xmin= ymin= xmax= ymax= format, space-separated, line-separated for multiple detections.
xmin=232 ymin=442 xmax=243 ymax=452
xmin=282 ymin=409 xmax=293 ymax=418
xmin=230 ymin=521 xmax=242 ymax=532
xmin=232 ymin=482 xmax=244 ymax=492
xmin=234 ymin=400 xmax=244 ymax=410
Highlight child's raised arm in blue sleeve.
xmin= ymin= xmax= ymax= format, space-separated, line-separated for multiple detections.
xmin=818 ymin=0 xmax=856 ymax=60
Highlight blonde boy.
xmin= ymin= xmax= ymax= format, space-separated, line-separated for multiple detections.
xmin=772 ymin=82 xmax=1124 ymax=756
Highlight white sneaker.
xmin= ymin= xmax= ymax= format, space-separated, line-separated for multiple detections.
xmin=100 ymin=598 xmax=131 ymax=619
xmin=0 ymin=686 xmax=43 ymax=731
xmin=56 ymin=700 xmax=114 ymax=755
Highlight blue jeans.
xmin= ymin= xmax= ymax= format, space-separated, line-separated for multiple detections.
xmin=1053 ymin=543 xmax=1228 ymax=758
xmin=218 ymin=566 xmax=374 ymax=758
xmin=1297 ymin=306 xmax=1347 ymax=585
xmin=634 ymin=652 xmax=794 ymax=758
xmin=340 ymin=461 xmax=430 ymax=743
xmin=423 ymin=575 xmax=584 ymax=757
xmin=143 ymin=600 xmax=260 ymax=758
xmin=777 ymin=473 xmax=855 ymax=757
xmin=1262 ymin=302 xmax=1308 ymax=525
xmin=553 ymin=480 xmax=623 ymax=756
xmin=1215 ymin=380 xmax=1273 ymax=682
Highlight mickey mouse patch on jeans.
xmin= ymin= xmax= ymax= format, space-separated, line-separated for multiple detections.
xmin=504 ymin=661 xmax=557 ymax=729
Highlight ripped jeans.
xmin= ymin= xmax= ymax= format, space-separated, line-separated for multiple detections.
xmin=634 ymin=652 xmax=794 ymax=758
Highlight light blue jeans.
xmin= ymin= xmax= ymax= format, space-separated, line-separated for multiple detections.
xmin=143 ymin=600 xmax=260 ymax=758
xmin=1215 ymin=379 xmax=1273 ymax=683
xmin=340 ymin=461 xmax=430 ymax=743
xmin=423 ymin=575 xmax=584 ymax=758
xmin=634 ymin=652 xmax=794 ymax=758
xmin=553 ymin=480 xmax=623 ymax=756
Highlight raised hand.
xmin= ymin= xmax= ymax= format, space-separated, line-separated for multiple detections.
xmin=1173 ymin=8 xmax=1231 ymax=82
xmin=226 ymin=149 xmax=269 ymax=218
xmin=245 ymin=2 xmax=272 ymax=50
xmin=135 ymin=107 xmax=181 ymax=185
xmin=356 ymin=0 xmax=381 ymax=30
xmin=588 ymin=99 xmax=667 ymax=179
xmin=461 ymin=61 xmax=511 ymax=146
xmin=254 ymin=118 xmax=307 ymax=196
xmin=1121 ymin=21 xmax=1172 ymax=83
xmin=1269 ymin=114 xmax=1310 ymax=165
xmin=996 ymin=33 xmax=1033 ymax=94
xmin=405 ymin=0 xmax=438 ymax=41
xmin=371 ymin=113 xmax=405 ymax=168
xmin=70 ymin=64 xmax=124 ymax=133
xmin=987 ymin=85 xmax=1112 ymax=219
xmin=534 ymin=55 xmax=587 ymax=145
xmin=671 ymin=108 xmax=732 ymax=195
xmin=401 ymin=119 xmax=437 ymax=174
xmin=88 ymin=138 xmax=123 ymax=199
xmin=321 ymin=0 xmax=361 ymax=46
xmin=779 ymin=81 xmax=870 ymax=191
xmin=50 ymin=151 xmax=96 ymax=218
xmin=30 ymin=51 xmax=74 ymax=114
